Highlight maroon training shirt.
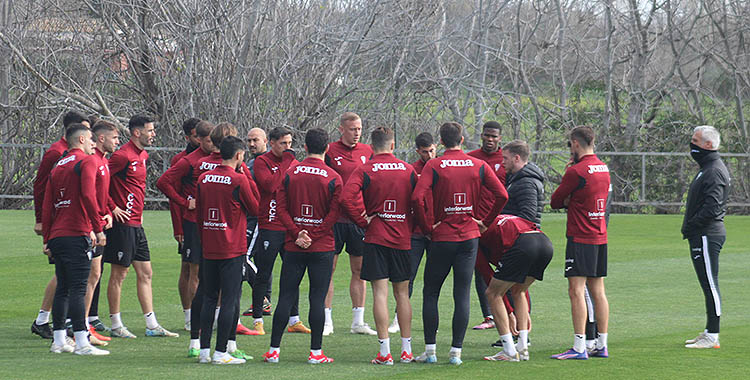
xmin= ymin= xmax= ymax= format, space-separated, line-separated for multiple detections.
xmin=254 ymin=150 xmax=299 ymax=231
xmin=325 ymin=140 xmax=372 ymax=223
xmin=550 ymin=154 xmax=610 ymax=245
xmin=341 ymin=153 xmax=417 ymax=250
xmin=277 ymin=157 xmax=342 ymax=252
xmin=108 ymin=140 xmax=148 ymax=227
xmin=411 ymin=149 xmax=508 ymax=242
xmin=42 ymin=148 xmax=103 ymax=243
xmin=93 ymin=148 xmax=114 ymax=219
xmin=167 ymin=149 xmax=188 ymax=236
xmin=196 ymin=165 xmax=260 ymax=260
xmin=411 ymin=159 xmax=433 ymax=236
xmin=156 ymin=148 xmax=211 ymax=223
xmin=195 ymin=152 xmax=261 ymax=205
xmin=33 ymin=138 xmax=67 ymax=223
xmin=467 ymin=148 xmax=507 ymax=219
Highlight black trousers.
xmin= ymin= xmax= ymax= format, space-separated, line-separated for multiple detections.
xmin=474 ymin=267 xmax=491 ymax=318
xmin=190 ymin=259 xmax=204 ymax=340
xmin=423 ymin=238 xmax=478 ymax=348
xmin=688 ymin=235 xmax=725 ymax=333
xmin=408 ymin=235 xmax=429 ymax=297
xmin=200 ymin=255 xmax=243 ymax=352
xmin=49 ymin=236 xmax=92 ymax=333
xmin=252 ymin=229 xmax=297 ymax=319
xmin=88 ymin=257 xmax=104 ymax=317
xmin=270 ymin=251 xmax=333 ymax=350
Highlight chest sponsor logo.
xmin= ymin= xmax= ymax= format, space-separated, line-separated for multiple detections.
xmin=208 ymin=208 xmax=219 ymax=221
xmin=372 ymin=162 xmax=406 ymax=172
xmin=199 ymin=161 xmax=219 ymax=171
xmin=454 ymin=193 xmax=466 ymax=206
xmin=202 ymin=174 xmax=232 ymax=185
xmin=57 ymin=155 xmax=76 ymax=166
xmin=293 ymin=165 xmax=328 ymax=177
xmin=587 ymin=164 xmax=609 ymax=174
xmin=440 ymin=159 xmax=474 ymax=169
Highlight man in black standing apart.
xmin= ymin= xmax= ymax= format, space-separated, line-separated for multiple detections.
xmin=682 ymin=125 xmax=730 ymax=349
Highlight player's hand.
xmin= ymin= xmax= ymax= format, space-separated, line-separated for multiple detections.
xmin=112 ymin=206 xmax=131 ymax=223
xmin=187 ymin=198 xmax=196 ymax=210
xmin=431 ymin=221 xmax=441 ymax=230
xmin=95 ymin=232 xmax=107 ymax=247
xmin=89 ymin=230 xmax=97 ymax=245
xmin=364 ymin=214 xmax=376 ymax=225
xmin=34 ymin=223 xmax=43 ymax=236
xmin=508 ymin=312 xmax=519 ymax=336
xmin=43 ymin=244 xmax=51 ymax=257
xmin=296 ymin=230 xmax=312 ymax=249
xmin=473 ymin=218 xmax=488 ymax=233
xmin=174 ymin=234 xmax=184 ymax=244
xmin=102 ymin=214 xmax=113 ymax=230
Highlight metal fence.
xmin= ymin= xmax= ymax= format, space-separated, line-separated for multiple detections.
xmin=2 ymin=143 xmax=748 ymax=213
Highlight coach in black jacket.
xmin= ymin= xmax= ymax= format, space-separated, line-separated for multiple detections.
xmin=681 ymin=125 xmax=730 ymax=350
xmin=500 ymin=140 xmax=545 ymax=225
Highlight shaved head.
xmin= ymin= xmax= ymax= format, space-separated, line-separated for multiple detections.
xmin=247 ymin=127 xmax=268 ymax=155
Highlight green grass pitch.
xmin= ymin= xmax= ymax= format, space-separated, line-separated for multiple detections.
xmin=0 ymin=210 xmax=748 ymax=379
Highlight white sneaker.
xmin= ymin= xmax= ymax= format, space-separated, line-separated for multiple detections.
xmin=350 ymin=323 xmax=377 ymax=335
xmin=685 ymin=334 xmax=720 ymax=349
xmin=199 ymin=351 xmax=211 ymax=364
xmin=685 ymin=331 xmax=707 ymax=344
xmin=414 ymin=351 xmax=437 ymax=363
xmin=483 ymin=350 xmax=520 ymax=362
xmin=323 ymin=323 xmax=334 ymax=336
xmin=74 ymin=345 xmax=110 ymax=356
xmin=212 ymin=351 xmax=246 ymax=365
xmin=388 ymin=318 xmax=400 ymax=334
xmin=184 ymin=321 xmax=191 ymax=331
xmin=517 ymin=347 xmax=530 ymax=361
xmin=50 ymin=342 xmax=74 ymax=354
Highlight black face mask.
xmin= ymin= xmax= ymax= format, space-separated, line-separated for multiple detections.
xmin=690 ymin=143 xmax=712 ymax=163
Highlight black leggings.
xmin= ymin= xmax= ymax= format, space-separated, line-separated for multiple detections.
xmin=190 ymin=260 xmax=204 ymax=340
xmin=49 ymin=236 xmax=92 ymax=333
xmin=408 ymin=235 xmax=429 ymax=297
xmin=252 ymin=229 xmax=297 ymax=319
xmin=688 ymin=235 xmax=724 ymax=333
xmin=474 ymin=267 xmax=491 ymax=317
xmin=271 ymin=251 xmax=333 ymax=350
xmin=200 ymin=255 xmax=243 ymax=352
xmin=422 ymin=239 xmax=478 ymax=348
xmin=88 ymin=257 xmax=104 ymax=317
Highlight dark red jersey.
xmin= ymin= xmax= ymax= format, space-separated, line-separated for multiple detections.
xmin=93 ymin=148 xmax=114 ymax=219
xmin=195 ymin=152 xmax=261 ymax=207
xmin=196 ymin=165 xmax=260 ymax=260
xmin=411 ymin=159 xmax=433 ymax=236
xmin=167 ymin=149 xmax=188 ymax=237
xmin=468 ymin=148 xmax=507 ymax=219
xmin=277 ymin=157 xmax=342 ymax=252
xmin=411 ymin=149 xmax=508 ymax=242
xmin=253 ymin=150 xmax=299 ymax=230
xmin=341 ymin=153 xmax=417 ymax=250
xmin=156 ymin=148 xmax=211 ymax=223
xmin=550 ymin=154 xmax=610 ymax=244
xmin=108 ymin=140 xmax=148 ymax=227
xmin=42 ymin=148 xmax=103 ymax=243
xmin=33 ymin=138 xmax=67 ymax=223
xmin=325 ymin=140 xmax=372 ymax=223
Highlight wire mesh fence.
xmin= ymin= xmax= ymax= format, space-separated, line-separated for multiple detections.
xmin=2 ymin=143 xmax=748 ymax=214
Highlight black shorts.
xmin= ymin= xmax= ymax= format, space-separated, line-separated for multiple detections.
xmin=361 ymin=243 xmax=411 ymax=282
xmin=103 ymin=223 xmax=150 ymax=267
xmin=334 ymin=222 xmax=365 ymax=256
xmin=180 ymin=220 xmax=202 ymax=264
xmin=494 ymin=233 xmax=553 ymax=283
xmin=564 ymin=237 xmax=607 ymax=278
xmin=92 ymin=245 xmax=103 ymax=258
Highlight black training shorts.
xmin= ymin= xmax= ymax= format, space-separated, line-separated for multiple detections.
xmin=103 ymin=223 xmax=150 ymax=267
xmin=334 ymin=222 xmax=365 ymax=256
xmin=360 ymin=242 xmax=412 ymax=282
xmin=564 ymin=237 xmax=607 ymax=278
xmin=493 ymin=233 xmax=553 ymax=283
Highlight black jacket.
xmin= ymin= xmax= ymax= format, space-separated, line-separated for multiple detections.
xmin=681 ymin=151 xmax=730 ymax=238
xmin=501 ymin=162 xmax=545 ymax=225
